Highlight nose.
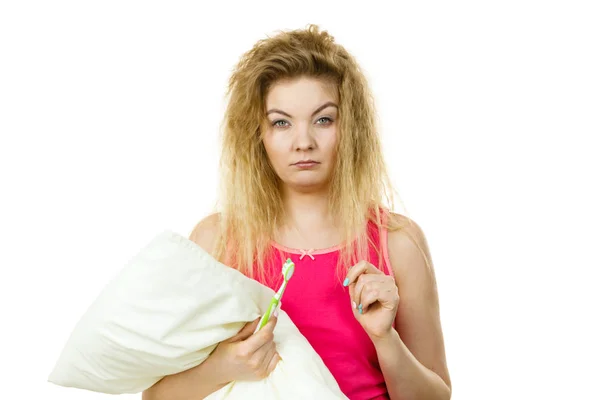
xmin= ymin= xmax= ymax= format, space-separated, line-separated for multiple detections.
xmin=293 ymin=123 xmax=316 ymax=151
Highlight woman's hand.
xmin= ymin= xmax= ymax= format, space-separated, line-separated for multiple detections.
xmin=344 ymin=260 xmax=400 ymax=340
xmin=207 ymin=314 xmax=281 ymax=384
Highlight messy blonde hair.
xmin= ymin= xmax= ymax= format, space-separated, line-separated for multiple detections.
xmin=210 ymin=24 xmax=411 ymax=283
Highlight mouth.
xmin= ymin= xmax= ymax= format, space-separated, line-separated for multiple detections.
xmin=292 ymin=160 xmax=320 ymax=167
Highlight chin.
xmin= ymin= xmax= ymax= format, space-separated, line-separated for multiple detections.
xmin=287 ymin=179 xmax=329 ymax=192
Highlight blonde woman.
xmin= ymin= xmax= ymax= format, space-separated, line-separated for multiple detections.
xmin=143 ymin=24 xmax=451 ymax=400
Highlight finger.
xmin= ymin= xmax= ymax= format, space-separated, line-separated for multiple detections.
xmin=258 ymin=341 xmax=278 ymax=375
xmin=267 ymin=351 xmax=281 ymax=375
xmin=361 ymin=280 xmax=397 ymax=313
xmin=243 ymin=316 xmax=278 ymax=352
xmin=359 ymin=284 xmax=381 ymax=313
xmin=245 ymin=340 xmax=274 ymax=377
xmin=351 ymin=274 xmax=386 ymax=314
xmin=343 ymin=260 xmax=382 ymax=288
xmin=228 ymin=317 xmax=261 ymax=342
xmin=249 ymin=338 xmax=274 ymax=369
xmin=349 ymin=276 xmax=362 ymax=314
xmin=346 ymin=262 xmax=373 ymax=312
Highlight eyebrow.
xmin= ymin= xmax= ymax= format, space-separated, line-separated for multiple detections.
xmin=266 ymin=101 xmax=338 ymax=118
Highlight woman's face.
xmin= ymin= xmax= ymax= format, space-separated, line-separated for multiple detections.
xmin=262 ymin=76 xmax=339 ymax=193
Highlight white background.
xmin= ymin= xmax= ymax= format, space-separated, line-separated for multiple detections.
xmin=1 ymin=1 xmax=599 ymax=399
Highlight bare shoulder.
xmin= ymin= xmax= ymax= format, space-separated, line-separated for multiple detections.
xmin=387 ymin=212 xmax=432 ymax=273
xmin=189 ymin=212 xmax=222 ymax=255
xmin=386 ymin=212 xmax=451 ymax=388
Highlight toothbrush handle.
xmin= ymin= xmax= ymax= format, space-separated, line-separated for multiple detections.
xmin=254 ymin=298 xmax=279 ymax=333
xmin=254 ymin=281 xmax=288 ymax=334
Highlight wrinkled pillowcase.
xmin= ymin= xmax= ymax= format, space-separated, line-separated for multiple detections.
xmin=48 ymin=230 xmax=347 ymax=399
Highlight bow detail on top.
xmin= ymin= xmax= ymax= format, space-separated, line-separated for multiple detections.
xmin=299 ymin=249 xmax=315 ymax=260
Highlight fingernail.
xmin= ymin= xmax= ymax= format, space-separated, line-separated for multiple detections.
xmin=358 ymin=303 xmax=363 ymax=310
xmin=359 ymin=308 xmax=363 ymax=314
xmin=274 ymin=308 xmax=279 ymax=317
xmin=343 ymin=278 xmax=349 ymax=287
xmin=352 ymin=301 xmax=357 ymax=309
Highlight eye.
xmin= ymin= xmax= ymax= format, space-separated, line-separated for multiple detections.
xmin=272 ymin=120 xmax=288 ymax=128
xmin=317 ymin=117 xmax=333 ymax=124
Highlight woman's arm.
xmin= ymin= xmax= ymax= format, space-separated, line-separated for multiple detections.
xmin=143 ymin=213 xmax=228 ymax=400
xmin=142 ymin=354 xmax=229 ymax=400
xmin=143 ymin=212 xmax=280 ymax=399
xmin=373 ymin=330 xmax=450 ymax=400
xmin=377 ymin=214 xmax=451 ymax=400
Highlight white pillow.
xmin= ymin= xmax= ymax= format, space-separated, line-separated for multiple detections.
xmin=48 ymin=230 xmax=347 ymax=399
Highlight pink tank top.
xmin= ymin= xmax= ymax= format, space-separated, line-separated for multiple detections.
xmin=252 ymin=217 xmax=395 ymax=400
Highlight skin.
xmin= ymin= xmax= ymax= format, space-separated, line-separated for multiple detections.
xmin=344 ymin=224 xmax=452 ymax=399
xmin=144 ymin=76 xmax=451 ymax=400
xmin=262 ymin=76 xmax=343 ymax=245
xmin=142 ymin=221 xmax=282 ymax=400
xmin=265 ymin=76 xmax=452 ymax=399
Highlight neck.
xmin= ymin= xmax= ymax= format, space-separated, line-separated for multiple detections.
xmin=280 ymin=187 xmax=338 ymax=232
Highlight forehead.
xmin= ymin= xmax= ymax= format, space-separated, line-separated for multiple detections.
xmin=265 ymin=77 xmax=339 ymax=108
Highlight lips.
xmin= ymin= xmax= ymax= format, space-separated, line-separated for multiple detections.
xmin=293 ymin=160 xmax=319 ymax=166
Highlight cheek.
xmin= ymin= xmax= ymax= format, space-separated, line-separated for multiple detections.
xmin=323 ymin=129 xmax=338 ymax=158
xmin=263 ymin=138 xmax=286 ymax=170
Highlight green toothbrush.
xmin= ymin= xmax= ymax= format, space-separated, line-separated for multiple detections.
xmin=254 ymin=258 xmax=295 ymax=333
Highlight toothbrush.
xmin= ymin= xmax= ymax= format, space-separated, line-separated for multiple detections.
xmin=254 ymin=258 xmax=295 ymax=333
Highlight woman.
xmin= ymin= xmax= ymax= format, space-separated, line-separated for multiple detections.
xmin=143 ymin=24 xmax=451 ymax=400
